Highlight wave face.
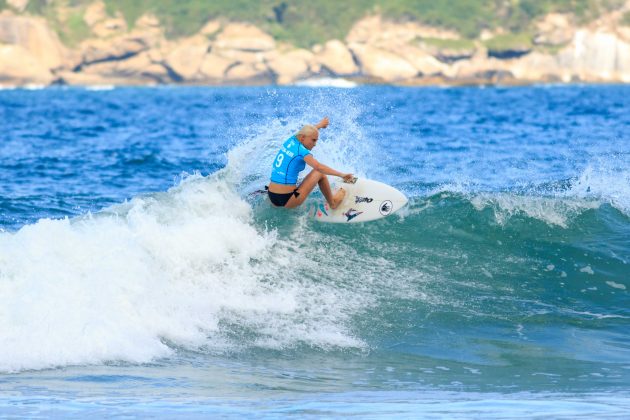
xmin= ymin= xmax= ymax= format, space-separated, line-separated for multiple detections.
xmin=0 ymin=86 xmax=629 ymax=399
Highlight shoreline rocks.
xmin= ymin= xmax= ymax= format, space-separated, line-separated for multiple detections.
xmin=1 ymin=5 xmax=630 ymax=87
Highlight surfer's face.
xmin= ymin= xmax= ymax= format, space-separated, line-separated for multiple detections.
xmin=300 ymin=133 xmax=319 ymax=150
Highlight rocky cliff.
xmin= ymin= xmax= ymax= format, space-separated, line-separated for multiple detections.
xmin=1 ymin=1 xmax=630 ymax=86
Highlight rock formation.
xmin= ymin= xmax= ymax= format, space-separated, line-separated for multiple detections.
xmin=1 ymin=1 xmax=630 ymax=86
xmin=0 ymin=14 xmax=67 ymax=70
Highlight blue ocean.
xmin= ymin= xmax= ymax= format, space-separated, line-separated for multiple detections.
xmin=0 ymin=85 xmax=629 ymax=418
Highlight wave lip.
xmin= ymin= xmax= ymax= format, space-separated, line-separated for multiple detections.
xmin=470 ymin=192 xmax=600 ymax=228
xmin=568 ymin=155 xmax=630 ymax=217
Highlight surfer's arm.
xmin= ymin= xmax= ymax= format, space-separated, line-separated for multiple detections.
xmin=304 ymin=155 xmax=353 ymax=181
xmin=315 ymin=117 xmax=329 ymax=129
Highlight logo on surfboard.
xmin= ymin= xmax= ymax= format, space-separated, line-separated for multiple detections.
xmin=343 ymin=208 xmax=363 ymax=222
xmin=379 ymin=200 xmax=393 ymax=216
xmin=355 ymin=196 xmax=373 ymax=204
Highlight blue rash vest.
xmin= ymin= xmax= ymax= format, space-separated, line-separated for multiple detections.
xmin=270 ymin=135 xmax=311 ymax=185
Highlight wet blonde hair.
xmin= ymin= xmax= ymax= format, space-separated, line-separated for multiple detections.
xmin=296 ymin=124 xmax=318 ymax=139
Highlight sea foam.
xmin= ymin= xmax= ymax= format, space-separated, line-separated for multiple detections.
xmin=0 ymin=174 xmax=365 ymax=373
xmin=568 ymin=154 xmax=630 ymax=216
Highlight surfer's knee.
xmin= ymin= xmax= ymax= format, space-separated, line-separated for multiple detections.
xmin=311 ymin=169 xmax=324 ymax=179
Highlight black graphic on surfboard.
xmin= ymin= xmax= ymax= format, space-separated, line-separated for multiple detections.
xmin=379 ymin=200 xmax=393 ymax=216
xmin=343 ymin=208 xmax=363 ymax=222
xmin=355 ymin=196 xmax=373 ymax=204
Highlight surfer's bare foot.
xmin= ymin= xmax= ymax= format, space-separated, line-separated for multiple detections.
xmin=331 ymin=188 xmax=346 ymax=209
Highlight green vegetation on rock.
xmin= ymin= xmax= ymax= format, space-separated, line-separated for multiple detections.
xmin=536 ymin=42 xmax=570 ymax=55
xmin=59 ymin=11 xmax=90 ymax=46
xmin=379 ymin=0 xmax=495 ymax=38
xmin=25 ymin=0 xmax=49 ymax=15
xmin=484 ymin=33 xmax=533 ymax=52
xmin=2 ymin=0 xmax=626 ymax=47
xmin=98 ymin=0 xmax=374 ymax=47
xmin=419 ymin=37 xmax=476 ymax=51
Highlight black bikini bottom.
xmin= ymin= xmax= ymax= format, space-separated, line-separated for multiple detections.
xmin=267 ymin=187 xmax=300 ymax=207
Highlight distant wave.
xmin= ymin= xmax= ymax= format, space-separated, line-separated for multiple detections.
xmin=85 ymin=85 xmax=116 ymax=91
xmin=294 ymin=77 xmax=358 ymax=88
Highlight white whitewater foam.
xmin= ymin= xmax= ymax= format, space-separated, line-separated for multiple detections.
xmin=567 ymin=155 xmax=630 ymax=216
xmin=0 ymin=173 xmax=367 ymax=373
xmin=23 ymin=84 xmax=47 ymax=90
xmin=294 ymin=78 xmax=358 ymax=88
xmin=470 ymin=193 xmax=599 ymax=228
xmin=85 ymin=85 xmax=116 ymax=91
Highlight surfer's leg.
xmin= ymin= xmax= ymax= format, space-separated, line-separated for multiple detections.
xmin=284 ymin=169 xmax=323 ymax=208
xmin=332 ymin=187 xmax=346 ymax=207
xmin=318 ymin=175 xmax=345 ymax=209
xmin=286 ymin=170 xmax=346 ymax=209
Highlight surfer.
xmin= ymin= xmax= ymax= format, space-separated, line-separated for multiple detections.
xmin=267 ymin=117 xmax=353 ymax=208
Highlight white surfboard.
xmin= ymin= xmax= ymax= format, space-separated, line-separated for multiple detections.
xmin=310 ymin=177 xmax=408 ymax=223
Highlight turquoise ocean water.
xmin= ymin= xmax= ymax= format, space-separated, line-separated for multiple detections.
xmin=0 ymin=85 xmax=629 ymax=417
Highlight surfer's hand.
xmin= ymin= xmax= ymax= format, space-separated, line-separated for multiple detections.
xmin=316 ymin=117 xmax=329 ymax=129
xmin=342 ymin=173 xmax=354 ymax=183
